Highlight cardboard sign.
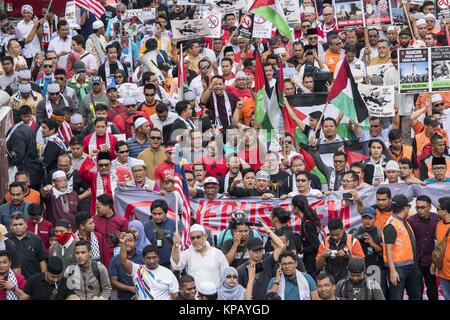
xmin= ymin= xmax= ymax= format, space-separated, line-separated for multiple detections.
xmin=358 ymin=83 xmax=395 ymax=117
xmin=204 ymin=11 xmax=222 ymax=38
xmin=171 ymin=19 xmax=212 ymax=40
xmin=431 ymin=46 xmax=450 ymax=92
xmin=123 ymin=8 xmax=156 ymax=24
xmin=284 ymin=0 xmax=301 ymax=23
xmin=252 ymin=14 xmax=272 ymax=39
xmin=399 ymin=48 xmax=430 ymax=94
xmin=334 ymin=0 xmax=364 ymax=28
xmin=238 ymin=13 xmax=254 ymax=39
xmin=363 ymin=0 xmax=393 ymax=26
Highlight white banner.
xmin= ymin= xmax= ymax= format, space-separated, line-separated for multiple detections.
xmin=171 ymin=19 xmax=212 ymax=40
xmin=204 ymin=11 xmax=222 ymax=38
xmin=252 ymin=14 xmax=272 ymax=39
xmin=123 ymin=8 xmax=156 ymax=23
xmin=178 ymin=0 xmax=207 ymax=5
xmin=208 ymin=0 xmax=246 ymax=13
xmin=65 ymin=1 xmax=79 ymax=29
xmin=284 ymin=0 xmax=301 ymax=23
xmin=358 ymin=83 xmax=395 ymax=117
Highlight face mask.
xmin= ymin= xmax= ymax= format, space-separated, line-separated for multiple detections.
xmin=56 ymin=232 xmax=73 ymax=245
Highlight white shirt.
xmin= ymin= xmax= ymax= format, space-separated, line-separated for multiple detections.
xmin=171 ymin=242 xmax=229 ymax=287
xmin=80 ymin=51 xmax=98 ymax=71
xmin=48 ymin=35 xmax=72 ymax=69
xmin=189 ymin=75 xmax=205 ymax=101
xmin=130 ymin=263 xmax=179 ymax=300
xmin=111 ymin=156 xmax=137 ymax=172
xmin=149 ymin=111 xmax=178 ymax=132
xmin=334 ymin=58 xmax=367 ymax=78
xmin=359 ymin=46 xmax=378 ymax=61
xmin=384 ymin=66 xmax=414 ymax=116
xmin=16 ymin=20 xmax=41 ymax=58
xmin=200 ymin=48 xmax=216 ymax=64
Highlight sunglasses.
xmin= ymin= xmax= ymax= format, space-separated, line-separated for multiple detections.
xmin=118 ymin=150 xmax=129 ymax=154
xmin=49 ymin=92 xmax=59 ymax=96
xmin=284 ymin=140 xmax=292 ymax=144
xmin=145 ymin=93 xmax=155 ymax=97
xmin=43 ymin=65 xmax=53 ymax=68
xmin=115 ymin=75 xmax=123 ymax=79
xmin=150 ymin=136 xmax=162 ymax=140
xmin=55 ymin=77 xmax=65 ymax=81
xmin=226 ymin=275 xmax=238 ymax=279
xmin=190 ymin=235 xmax=203 ymax=240
xmin=296 ymin=178 xmax=308 ymax=183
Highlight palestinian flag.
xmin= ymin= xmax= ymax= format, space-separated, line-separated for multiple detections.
xmin=254 ymin=51 xmax=282 ymax=146
xmin=249 ymin=0 xmax=292 ymax=40
xmin=327 ymin=58 xmax=369 ymax=125
xmin=299 ymin=148 xmax=328 ymax=185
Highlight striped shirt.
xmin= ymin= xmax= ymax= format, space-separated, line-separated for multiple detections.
xmin=127 ymin=137 xmax=149 ymax=158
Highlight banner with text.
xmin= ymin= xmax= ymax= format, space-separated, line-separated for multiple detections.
xmin=358 ymin=83 xmax=395 ymax=117
xmin=171 ymin=19 xmax=212 ymax=40
xmin=334 ymin=0 xmax=364 ymax=28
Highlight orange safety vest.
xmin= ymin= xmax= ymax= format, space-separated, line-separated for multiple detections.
xmin=390 ymin=145 xmax=413 ymax=162
xmin=375 ymin=208 xmax=392 ymax=230
xmin=382 ymin=215 xmax=415 ymax=267
xmin=414 ymin=132 xmax=430 ymax=159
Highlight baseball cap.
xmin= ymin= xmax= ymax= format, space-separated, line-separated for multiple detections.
xmin=247 ymin=238 xmax=264 ymax=251
xmin=361 ymin=207 xmax=376 ymax=218
xmin=391 ymin=195 xmax=410 ymax=210
xmin=347 ymin=256 xmax=366 ymax=273
xmin=398 ymin=29 xmax=412 ymax=37
xmin=204 ymin=176 xmax=219 ymax=185
xmin=91 ymin=75 xmax=103 ymax=84
xmin=431 ymin=94 xmax=443 ymax=104
xmin=385 ymin=160 xmax=400 ymax=171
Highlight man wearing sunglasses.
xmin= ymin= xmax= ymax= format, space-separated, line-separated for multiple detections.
xmin=36 ymin=58 xmax=55 ymax=97
xmin=138 ymin=128 xmax=166 ymax=180
xmin=36 ymin=83 xmax=76 ymax=124
xmin=172 ymin=224 xmax=229 ymax=287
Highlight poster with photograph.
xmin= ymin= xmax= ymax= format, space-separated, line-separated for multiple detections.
xmin=123 ymin=8 xmax=156 ymax=24
xmin=238 ymin=13 xmax=254 ymax=39
xmin=171 ymin=19 xmax=211 ymax=40
xmin=436 ymin=0 xmax=450 ymax=21
xmin=284 ymin=0 xmax=301 ymax=23
xmin=431 ymin=46 xmax=450 ymax=92
xmin=363 ymin=0 xmax=393 ymax=26
xmin=209 ymin=0 xmax=246 ymax=13
xmin=358 ymin=83 xmax=395 ymax=117
xmin=65 ymin=1 xmax=79 ymax=29
xmin=399 ymin=48 xmax=430 ymax=94
xmin=334 ymin=0 xmax=364 ymax=28
xmin=367 ymin=64 xmax=393 ymax=79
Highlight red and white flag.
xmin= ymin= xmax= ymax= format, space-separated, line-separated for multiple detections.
xmin=174 ymin=145 xmax=191 ymax=250
xmin=75 ymin=0 xmax=106 ymax=20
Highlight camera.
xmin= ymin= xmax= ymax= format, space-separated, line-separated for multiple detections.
xmin=342 ymin=192 xmax=352 ymax=200
xmin=330 ymin=250 xmax=338 ymax=258
xmin=305 ymin=49 xmax=313 ymax=55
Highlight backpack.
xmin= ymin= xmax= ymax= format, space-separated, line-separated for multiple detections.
xmin=67 ymin=260 xmax=102 ymax=291
xmin=304 ymin=219 xmax=326 ymax=243
xmin=432 ymin=227 xmax=450 ymax=270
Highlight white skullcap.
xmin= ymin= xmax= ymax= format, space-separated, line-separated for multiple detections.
xmin=70 ymin=113 xmax=83 ymax=124
xmin=52 ymin=170 xmax=66 ymax=181
xmin=415 ymin=12 xmax=426 ymax=20
xmin=0 ymin=224 xmax=7 ymax=237
xmin=21 ymin=5 xmax=33 ymax=13
xmin=425 ymin=13 xmax=435 ymax=20
xmin=18 ymin=69 xmax=31 ymax=79
xmin=93 ymin=20 xmax=104 ymax=30
xmin=190 ymin=224 xmax=206 ymax=234
xmin=235 ymin=71 xmax=247 ymax=79
xmin=204 ymin=177 xmax=219 ymax=185
xmin=123 ymin=97 xmax=136 ymax=106
xmin=416 ymin=19 xmax=426 ymax=26
xmin=386 ymin=26 xmax=396 ymax=33
xmin=274 ymin=47 xmax=286 ymax=55
xmin=304 ymin=6 xmax=315 ymax=14
xmin=198 ymin=281 xmax=217 ymax=295
xmin=431 ymin=94 xmax=443 ymax=103
xmin=131 ymin=159 xmax=146 ymax=168
xmin=134 ymin=117 xmax=148 ymax=128
xmin=385 ymin=160 xmax=400 ymax=171
xmin=19 ymin=83 xmax=31 ymax=93
xmin=47 ymin=83 xmax=60 ymax=93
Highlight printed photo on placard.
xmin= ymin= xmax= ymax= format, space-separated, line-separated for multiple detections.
xmin=399 ymin=48 xmax=430 ymax=94
xmin=363 ymin=0 xmax=393 ymax=26
xmin=431 ymin=46 xmax=450 ymax=92
xmin=334 ymin=0 xmax=364 ymax=28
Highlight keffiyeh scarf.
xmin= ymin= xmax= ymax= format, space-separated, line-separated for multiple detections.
xmin=212 ymin=91 xmax=232 ymax=129
xmin=45 ymin=94 xmax=69 ymax=118
xmin=74 ymin=231 xmax=100 ymax=261
xmin=88 ymin=132 xmax=111 ymax=154
xmin=96 ymin=171 xmax=117 ymax=198
xmin=223 ymin=172 xmax=242 ymax=194
xmin=41 ymin=134 xmax=68 ymax=157
xmin=277 ymin=270 xmax=310 ymax=301
xmin=6 ymin=269 xmax=18 ymax=300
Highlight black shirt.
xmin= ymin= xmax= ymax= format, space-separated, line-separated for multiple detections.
xmin=355 ymin=227 xmax=383 ymax=267
xmin=6 ymin=232 xmax=47 ymax=279
xmin=23 ymin=273 xmax=74 ymax=300
xmin=221 ymin=240 xmax=250 ymax=268
xmin=269 ymin=171 xmax=290 ymax=198
xmin=0 ymin=239 xmax=21 ymax=269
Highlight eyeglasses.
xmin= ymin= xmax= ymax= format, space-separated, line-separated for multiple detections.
xmin=416 ymin=205 xmax=429 ymax=210
xmin=281 ymin=262 xmax=295 ymax=267
xmin=226 ymin=275 xmax=238 ymax=279
xmin=125 ymin=105 xmax=136 ymax=108
xmin=49 ymin=92 xmax=59 ymax=96
xmin=43 ymin=65 xmax=53 ymax=68
xmin=284 ymin=140 xmax=292 ymax=144
xmin=434 ymin=103 xmax=444 ymax=107
xmin=145 ymin=93 xmax=155 ymax=97
xmin=199 ymin=65 xmax=210 ymax=69
xmin=302 ymin=25 xmax=311 ymax=28
xmin=55 ymin=77 xmax=65 ymax=81
xmin=190 ymin=235 xmax=203 ymax=240
xmin=433 ymin=166 xmax=447 ymax=171
xmin=150 ymin=136 xmax=162 ymax=140
xmin=296 ymin=178 xmax=308 ymax=183
xmin=118 ymin=150 xmax=129 ymax=154
xmin=186 ymin=178 xmax=194 ymax=182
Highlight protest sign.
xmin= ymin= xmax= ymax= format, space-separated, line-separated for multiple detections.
xmin=171 ymin=19 xmax=211 ymax=40
xmin=431 ymin=46 xmax=450 ymax=92
xmin=358 ymin=83 xmax=395 ymax=117
xmin=391 ymin=7 xmax=404 ymax=25
xmin=367 ymin=63 xmax=393 ymax=79
xmin=204 ymin=11 xmax=222 ymax=38
xmin=436 ymin=0 xmax=450 ymax=20
xmin=123 ymin=8 xmax=156 ymax=24
xmin=252 ymin=14 xmax=273 ymax=39
xmin=284 ymin=0 xmax=301 ymax=23
xmin=178 ymin=0 xmax=207 ymax=5
xmin=238 ymin=13 xmax=254 ymax=39
xmin=334 ymin=0 xmax=364 ymax=28
xmin=114 ymin=184 xmax=450 ymax=235
xmin=65 ymin=1 xmax=79 ymax=29
xmin=362 ymin=0 xmax=393 ymax=26
xmin=210 ymin=0 xmax=246 ymax=13
xmin=399 ymin=48 xmax=430 ymax=94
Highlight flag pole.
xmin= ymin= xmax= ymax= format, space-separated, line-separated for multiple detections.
xmin=401 ymin=2 xmax=416 ymax=41
xmin=314 ymin=102 xmax=328 ymax=136
xmin=43 ymin=0 xmax=54 ymax=22
xmin=216 ymin=12 xmax=251 ymax=62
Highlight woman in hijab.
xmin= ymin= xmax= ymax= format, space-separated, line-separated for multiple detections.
xmin=218 ymin=266 xmax=255 ymax=300
xmin=128 ymin=220 xmax=151 ymax=256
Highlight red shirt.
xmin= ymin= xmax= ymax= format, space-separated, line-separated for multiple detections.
xmin=107 ymin=104 xmax=125 ymax=122
xmin=0 ymin=272 xmax=26 ymax=300
xmin=112 ymin=111 xmax=152 ymax=139
xmin=27 ymin=218 xmax=53 ymax=253
xmin=225 ymin=86 xmax=252 ymax=99
xmin=238 ymin=147 xmax=263 ymax=171
xmin=154 ymin=161 xmax=175 ymax=183
xmin=201 ymin=156 xmax=228 ymax=179
xmin=83 ymin=133 xmax=118 ymax=159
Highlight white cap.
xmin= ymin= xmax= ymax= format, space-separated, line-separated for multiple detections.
xmin=425 ymin=13 xmax=435 ymax=20
xmin=190 ymin=224 xmax=206 ymax=234
xmin=134 ymin=117 xmax=148 ymax=129
xmin=21 ymin=5 xmax=33 ymax=13
xmin=52 ymin=170 xmax=66 ymax=181
xmin=47 ymin=83 xmax=61 ymax=93
xmin=385 ymin=160 xmax=400 ymax=171
xmin=431 ymin=94 xmax=443 ymax=104
xmin=93 ymin=20 xmax=104 ymax=30
xmin=415 ymin=12 xmax=426 ymax=20
xmin=274 ymin=47 xmax=286 ymax=55
xmin=204 ymin=177 xmax=219 ymax=185
xmin=416 ymin=19 xmax=426 ymax=26
xmin=131 ymin=159 xmax=146 ymax=168
xmin=198 ymin=281 xmax=217 ymax=295
xmin=304 ymin=6 xmax=315 ymax=14
xmin=387 ymin=26 xmax=396 ymax=33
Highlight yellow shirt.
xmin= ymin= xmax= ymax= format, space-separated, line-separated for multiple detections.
xmin=369 ymin=55 xmax=392 ymax=66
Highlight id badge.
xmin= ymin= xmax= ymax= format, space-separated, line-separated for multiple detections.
xmin=157 ymin=239 xmax=163 ymax=247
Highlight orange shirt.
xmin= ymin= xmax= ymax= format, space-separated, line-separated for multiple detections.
xmin=375 ymin=208 xmax=393 ymax=230
xmin=415 ymin=92 xmax=450 ymax=109
xmin=140 ymin=103 xmax=157 ymax=118
xmin=316 ymin=234 xmax=365 ymax=260
xmin=4 ymin=188 xmax=41 ymax=205
xmin=436 ymin=221 xmax=450 ymax=280
xmin=324 ymin=50 xmax=341 ymax=73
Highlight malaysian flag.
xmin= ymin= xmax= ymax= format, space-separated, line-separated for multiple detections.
xmin=75 ymin=0 xmax=106 ymax=20
xmin=174 ymin=145 xmax=192 ymax=250
xmin=177 ymin=44 xmax=187 ymax=101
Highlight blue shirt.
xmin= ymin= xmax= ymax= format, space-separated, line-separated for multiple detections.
xmin=108 ymin=252 xmax=144 ymax=300
xmin=126 ymin=137 xmax=149 ymax=158
xmin=267 ymin=272 xmax=316 ymax=300
xmin=36 ymin=76 xmax=53 ymax=97
xmin=216 ymin=229 xmax=262 ymax=248
xmin=144 ymin=218 xmax=181 ymax=268
xmin=0 ymin=201 xmax=31 ymax=227
xmin=425 ymin=177 xmax=450 ymax=184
